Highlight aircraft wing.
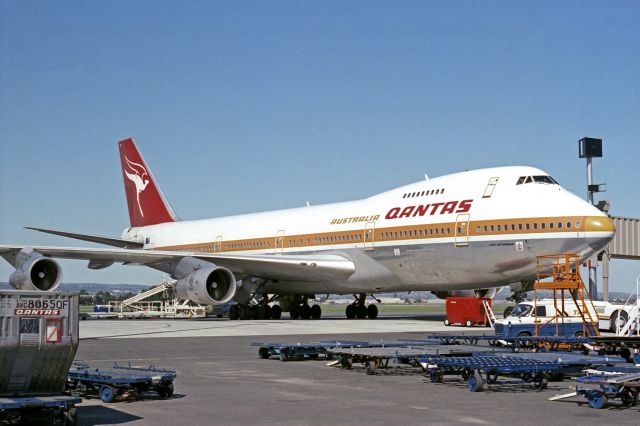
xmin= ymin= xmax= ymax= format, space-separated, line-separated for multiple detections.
xmin=0 ymin=245 xmax=355 ymax=282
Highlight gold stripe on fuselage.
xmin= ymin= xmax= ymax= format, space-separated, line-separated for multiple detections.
xmin=155 ymin=215 xmax=612 ymax=254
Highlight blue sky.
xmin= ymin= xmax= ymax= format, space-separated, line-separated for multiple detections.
xmin=1 ymin=1 xmax=639 ymax=292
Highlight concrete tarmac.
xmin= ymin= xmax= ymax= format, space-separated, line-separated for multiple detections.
xmin=74 ymin=316 xmax=639 ymax=426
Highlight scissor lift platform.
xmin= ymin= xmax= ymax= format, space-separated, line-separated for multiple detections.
xmin=66 ymin=362 xmax=176 ymax=403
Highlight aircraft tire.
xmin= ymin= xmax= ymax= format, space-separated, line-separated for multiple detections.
xmin=238 ymin=304 xmax=251 ymax=320
xmin=345 ymin=304 xmax=356 ymax=319
xmin=263 ymin=304 xmax=272 ymax=319
xmin=356 ymin=305 xmax=367 ymax=319
xmin=271 ymin=305 xmax=282 ymax=319
xmin=310 ymin=304 xmax=322 ymax=319
xmin=229 ymin=305 xmax=239 ymax=320
xmin=290 ymin=305 xmax=300 ymax=320
xmin=367 ymin=304 xmax=378 ymax=319
xmin=300 ymin=304 xmax=311 ymax=320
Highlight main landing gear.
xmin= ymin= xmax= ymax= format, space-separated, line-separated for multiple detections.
xmin=345 ymin=293 xmax=378 ymax=319
xmin=289 ymin=297 xmax=322 ymax=320
xmin=229 ymin=302 xmax=282 ymax=320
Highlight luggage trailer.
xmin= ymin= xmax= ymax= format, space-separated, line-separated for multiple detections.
xmin=419 ymin=352 xmax=626 ymax=392
xmin=66 ymin=362 xmax=176 ymax=403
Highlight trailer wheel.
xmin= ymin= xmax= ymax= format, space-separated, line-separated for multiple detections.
xmin=279 ymin=349 xmax=289 ymax=362
xmin=465 ymin=320 xmax=473 ymax=327
xmin=444 ymin=319 xmax=451 ymax=326
xmin=533 ymin=377 xmax=548 ymax=391
xmin=62 ymin=407 xmax=78 ymax=426
xmin=429 ymin=369 xmax=443 ymax=383
xmin=468 ymin=373 xmax=484 ymax=392
xmin=588 ymin=390 xmax=608 ymax=409
xmin=365 ymin=361 xmax=376 ymax=375
xmin=158 ymin=382 xmax=174 ymax=398
xmin=610 ymin=310 xmax=629 ymax=332
xmin=100 ymin=385 xmax=116 ymax=403
xmin=620 ymin=388 xmax=638 ymax=407
xmin=340 ymin=356 xmax=352 ymax=370
xmin=259 ymin=347 xmax=270 ymax=359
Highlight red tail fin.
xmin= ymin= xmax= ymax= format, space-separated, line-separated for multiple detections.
xmin=118 ymin=138 xmax=177 ymax=227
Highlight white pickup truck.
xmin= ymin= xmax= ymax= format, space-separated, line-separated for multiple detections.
xmin=495 ymin=299 xmax=631 ymax=337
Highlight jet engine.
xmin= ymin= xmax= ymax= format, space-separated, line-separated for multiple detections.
xmin=173 ymin=258 xmax=236 ymax=305
xmin=8 ymin=248 xmax=62 ymax=291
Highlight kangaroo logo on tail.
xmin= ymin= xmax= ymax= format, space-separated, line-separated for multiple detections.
xmin=123 ymin=156 xmax=150 ymax=217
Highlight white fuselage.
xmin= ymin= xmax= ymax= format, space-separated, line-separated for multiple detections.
xmin=121 ymin=166 xmax=615 ymax=295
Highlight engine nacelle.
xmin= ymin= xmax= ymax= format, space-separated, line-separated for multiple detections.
xmin=173 ymin=258 xmax=236 ymax=305
xmin=8 ymin=249 xmax=62 ymax=291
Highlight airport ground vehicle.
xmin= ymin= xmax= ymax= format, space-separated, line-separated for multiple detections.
xmin=494 ymin=299 xmax=632 ymax=337
xmin=0 ymin=290 xmax=80 ymax=424
xmin=444 ymin=297 xmax=492 ymax=327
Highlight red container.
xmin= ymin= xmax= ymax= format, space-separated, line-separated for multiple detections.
xmin=444 ymin=297 xmax=492 ymax=327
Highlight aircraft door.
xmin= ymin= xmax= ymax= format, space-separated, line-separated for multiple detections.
xmin=275 ymin=230 xmax=285 ymax=255
xmin=213 ymin=236 xmax=222 ymax=253
xmin=364 ymin=221 xmax=375 ymax=250
xmin=454 ymin=214 xmax=470 ymax=247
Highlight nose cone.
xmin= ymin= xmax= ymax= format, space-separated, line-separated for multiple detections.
xmin=585 ymin=215 xmax=615 ymax=253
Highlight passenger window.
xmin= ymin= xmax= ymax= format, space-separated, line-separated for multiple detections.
xmin=533 ymin=223 xmax=538 ymax=230
xmin=541 ymin=223 xmax=546 ymax=230
xmin=567 ymin=222 xmax=571 ymax=229
xmin=518 ymin=224 xmax=523 ymax=230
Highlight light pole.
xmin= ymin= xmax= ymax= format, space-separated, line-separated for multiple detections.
xmin=578 ymin=137 xmax=605 ymax=300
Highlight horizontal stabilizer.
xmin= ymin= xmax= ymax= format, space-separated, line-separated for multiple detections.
xmin=25 ymin=227 xmax=143 ymax=249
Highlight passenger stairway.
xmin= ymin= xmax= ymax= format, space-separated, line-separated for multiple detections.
xmin=534 ymin=254 xmax=600 ymax=337
xmin=119 ymin=282 xmax=174 ymax=308
xmin=482 ymin=300 xmax=496 ymax=328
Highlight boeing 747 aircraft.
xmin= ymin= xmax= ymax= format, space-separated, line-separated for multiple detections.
xmin=1 ymin=139 xmax=615 ymax=320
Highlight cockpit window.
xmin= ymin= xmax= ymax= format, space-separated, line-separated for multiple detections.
xmin=533 ymin=175 xmax=558 ymax=184
xmin=516 ymin=175 xmax=559 ymax=185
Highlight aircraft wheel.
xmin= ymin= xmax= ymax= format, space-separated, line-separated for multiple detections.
xmin=310 ymin=304 xmax=322 ymax=319
xmin=263 ymin=304 xmax=272 ymax=319
xmin=229 ymin=305 xmax=239 ymax=320
xmin=356 ymin=305 xmax=367 ymax=319
xmin=251 ymin=305 xmax=265 ymax=320
xmin=367 ymin=304 xmax=378 ymax=319
xmin=345 ymin=304 xmax=356 ymax=319
xmin=300 ymin=304 xmax=311 ymax=320
xmin=271 ymin=305 xmax=282 ymax=319
xmin=290 ymin=305 xmax=300 ymax=320
xmin=238 ymin=304 xmax=251 ymax=320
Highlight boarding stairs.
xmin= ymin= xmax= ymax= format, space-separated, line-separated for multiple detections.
xmin=120 ymin=282 xmax=174 ymax=307
xmin=481 ymin=300 xmax=496 ymax=328
xmin=534 ymin=254 xmax=600 ymax=337
xmin=616 ymin=276 xmax=640 ymax=336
